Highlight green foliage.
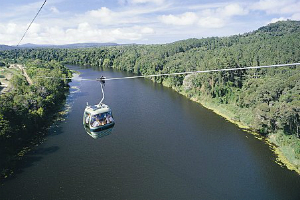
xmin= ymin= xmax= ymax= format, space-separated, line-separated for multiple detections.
xmin=0 ymin=61 xmax=6 ymax=67
xmin=0 ymin=60 xmax=71 ymax=177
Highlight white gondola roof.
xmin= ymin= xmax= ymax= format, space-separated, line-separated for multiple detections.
xmin=84 ymin=104 xmax=111 ymax=115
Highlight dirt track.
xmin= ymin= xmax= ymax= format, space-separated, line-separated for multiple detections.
xmin=0 ymin=64 xmax=32 ymax=94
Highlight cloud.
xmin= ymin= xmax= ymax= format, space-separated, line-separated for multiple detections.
xmin=251 ymin=0 xmax=300 ymax=15
xmin=0 ymin=20 xmax=156 ymax=45
xmin=291 ymin=13 xmax=300 ymax=20
xmin=202 ymin=3 xmax=248 ymax=18
xmin=50 ymin=6 xmax=60 ymax=14
xmin=27 ymin=23 xmax=41 ymax=35
xmin=220 ymin=3 xmax=249 ymax=17
xmin=6 ymin=23 xmax=18 ymax=34
xmin=251 ymin=0 xmax=300 ymax=25
xmin=111 ymin=28 xmax=141 ymax=40
xmin=0 ymin=1 xmax=43 ymax=19
xmin=0 ymin=22 xmax=28 ymax=45
xmin=270 ymin=17 xmax=288 ymax=23
xmin=15 ymin=1 xmax=47 ymax=14
xmin=187 ymin=2 xmax=229 ymax=10
xmin=65 ymin=24 xmax=150 ymax=42
xmin=141 ymin=27 xmax=154 ymax=34
xmin=159 ymin=12 xmax=227 ymax=28
xmin=118 ymin=0 xmax=127 ymax=5
xmin=198 ymin=17 xmax=226 ymax=28
xmin=117 ymin=0 xmax=166 ymax=6
xmin=159 ymin=12 xmax=198 ymax=26
xmin=0 ymin=23 xmax=18 ymax=44
xmin=80 ymin=3 xmax=172 ymax=28
xmin=159 ymin=3 xmax=247 ymax=28
xmin=86 ymin=7 xmax=116 ymax=25
xmin=129 ymin=0 xmax=165 ymax=5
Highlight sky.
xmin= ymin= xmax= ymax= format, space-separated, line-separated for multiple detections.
xmin=0 ymin=0 xmax=300 ymax=45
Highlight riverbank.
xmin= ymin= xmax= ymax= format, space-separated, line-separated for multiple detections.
xmin=161 ymin=81 xmax=300 ymax=175
xmin=0 ymin=61 xmax=73 ymax=182
xmin=0 ymin=92 xmax=70 ymax=182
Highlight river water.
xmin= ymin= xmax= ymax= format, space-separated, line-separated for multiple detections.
xmin=1 ymin=65 xmax=300 ymax=199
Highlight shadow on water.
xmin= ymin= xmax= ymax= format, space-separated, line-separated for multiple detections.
xmin=47 ymin=123 xmax=65 ymax=137
xmin=0 ymin=123 xmax=65 ymax=185
xmin=84 ymin=126 xmax=114 ymax=139
xmin=30 ymin=146 xmax=59 ymax=155
xmin=1 ymin=145 xmax=59 ymax=184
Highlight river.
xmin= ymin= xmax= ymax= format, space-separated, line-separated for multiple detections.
xmin=1 ymin=65 xmax=300 ymax=200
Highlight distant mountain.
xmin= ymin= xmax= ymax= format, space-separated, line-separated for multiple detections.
xmin=0 ymin=45 xmax=15 ymax=50
xmin=17 ymin=42 xmax=120 ymax=49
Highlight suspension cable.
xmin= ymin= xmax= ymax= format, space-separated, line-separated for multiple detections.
xmin=17 ymin=0 xmax=47 ymax=47
xmin=102 ymin=62 xmax=300 ymax=81
xmin=98 ymin=82 xmax=105 ymax=105
xmin=36 ymin=76 xmax=95 ymax=81
xmin=36 ymin=62 xmax=300 ymax=81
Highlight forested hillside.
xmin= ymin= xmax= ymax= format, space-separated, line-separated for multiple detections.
xmin=0 ymin=60 xmax=71 ymax=179
xmin=0 ymin=20 xmax=299 ymax=172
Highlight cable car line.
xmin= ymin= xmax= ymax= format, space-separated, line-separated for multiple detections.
xmin=36 ymin=76 xmax=95 ymax=81
xmin=36 ymin=62 xmax=300 ymax=82
xmin=102 ymin=62 xmax=300 ymax=81
xmin=98 ymin=77 xmax=105 ymax=105
xmin=17 ymin=0 xmax=47 ymax=47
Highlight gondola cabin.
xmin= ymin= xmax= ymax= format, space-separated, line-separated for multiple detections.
xmin=83 ymin=103 xmax=115 ymax=139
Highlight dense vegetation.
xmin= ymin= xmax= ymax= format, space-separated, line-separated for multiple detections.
xmin=0 ymin=20 xmax=299 ymax=171
xmin=0 ymin=60 xmax=71 ymax=179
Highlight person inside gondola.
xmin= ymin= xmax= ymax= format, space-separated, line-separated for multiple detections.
xmin=105 ymin=116 xmax=110 ymax=124
xmin=92 ymin=119 xmax=100 ymax=127
xmin=91 ymin=114 xmax=100 ymax=127
xmin=100 ymin=117 xmax=105 ymax=126
xmin=85 ymin=114 xmax=90 ymax=124
xmin=106 ymin=114 xmax=114 ymax=124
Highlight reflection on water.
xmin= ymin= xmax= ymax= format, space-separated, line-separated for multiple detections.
xmin=84 ymin=126 xmax=114 ymax=139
